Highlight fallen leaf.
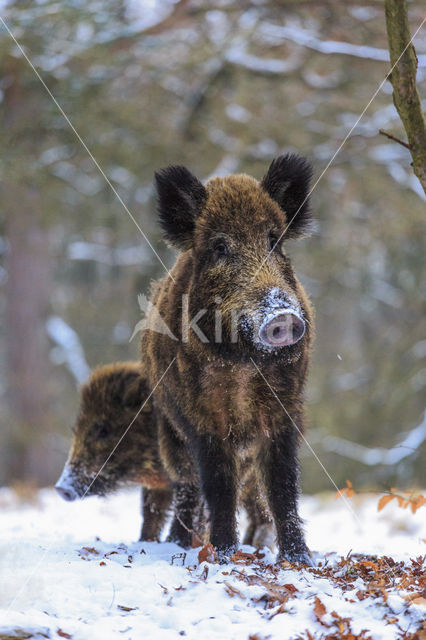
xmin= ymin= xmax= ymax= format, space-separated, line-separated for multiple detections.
xmin=198 ymin=543 xmax=217 ymax=564
xmin=117 ymin=604 xmax=138 ymax=612
xmin=283 ymin=583 xmax=299 ymax=594
xmin=313 ymin=596 xmax=327 ymax=622
xmin=377 ymin=495 xmax=394 ymax=512
xmin=81 ymin=546 xmax=99 ymax=555
xmin=224 ymin=582 xmax=245 ymax=599
xmin=57 ymin=629 xmax=72 ymax=639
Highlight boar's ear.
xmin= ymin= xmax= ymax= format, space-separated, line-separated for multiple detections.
xmin=261 ymin=154 xmax=314 ymax=239
xmin=154 ymin=165 xmax=207 ymax=249
xmin=122 ymin=373 xmax=148 ymax=409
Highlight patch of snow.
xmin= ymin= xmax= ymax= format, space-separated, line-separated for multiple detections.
xmin=226 ymin=103 xmax=251 ymax=123
xmin=113 ymin=321 xmax=132 ymax=344
xmin=67 ymin=241 xmax=151 ymax=267
xmin=349 ymin=7 xmax=381 ymax=21
xmin=207 ymin=155 xmax=240 ymax=180
xmin=324 ymin=411 xmax=426 ymax=466
xmin=39 ymin=145 xmax=74 ymax=166
xmin=108 ymin=166 xmax=136 ymax=188
xmin=50 ymin=162 xmax=103 ymax=196
xmin=125 ymin=0 xmax=178 ymax=33
xmin=248 ymin=138 xmax=278 ymax=159
xmin=0 ymin=490 xmax=424 ymax=638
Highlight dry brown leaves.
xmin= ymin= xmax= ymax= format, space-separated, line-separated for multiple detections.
xmin=197 ymin=543 xmax=217 ymax=564
xmin=313 ymin=596 xmax=326 ymax=621
xmin=218 ymin=549 xmax=425 ymax=639
xmin=335 ymin=483 xmax=426 ymax=514
xmin=377 ymin=491 xmax=426 ymax=514
xmin=335 ymin=480 xmax=355 ymax=500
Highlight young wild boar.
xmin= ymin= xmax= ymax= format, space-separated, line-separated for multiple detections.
xmin=142 ymin=154 xmax=314 ymax=562
xmin=54 ymin=361 xmax=271 ymax=547
xmin=55 ymin=362 xmax=173 ymax=541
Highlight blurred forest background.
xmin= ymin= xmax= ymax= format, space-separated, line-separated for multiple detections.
xmin=0 ymin=0 xmax=425 ymax=493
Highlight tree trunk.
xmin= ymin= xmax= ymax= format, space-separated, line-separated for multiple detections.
xmin=384 ymin=0 xmax=426 ymax=193
xmin=3 ymin=192 xmax=54 ymax=486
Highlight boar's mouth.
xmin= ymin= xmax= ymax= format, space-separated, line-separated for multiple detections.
xmin=258 ymin=309 xmax=305 ymax=349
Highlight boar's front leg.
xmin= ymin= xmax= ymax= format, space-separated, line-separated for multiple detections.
xmin=195 ymin=434 xmax=238 ymax=560
xmin=140 ymin=487 xmax=173 ymax=542
xmin=261 ymin=427 xmax=311 ymax=564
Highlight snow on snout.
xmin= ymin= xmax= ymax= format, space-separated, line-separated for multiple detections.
xmin=55 ymin=464 xmax=80 ymax=502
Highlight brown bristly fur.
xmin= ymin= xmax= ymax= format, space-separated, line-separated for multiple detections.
xmin=142 ymin=154 xmax=314 ymax=561
xmin=57 ymin=361 xmax=271 ymax=546
xmin=58 ymin=362 xmax=172 ymax=541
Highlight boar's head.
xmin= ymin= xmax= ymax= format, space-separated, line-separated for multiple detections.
xmin=55 ymin=362 xmax=154 ymax=501
xmin=155 ymin=154 xmax=314 ymax=363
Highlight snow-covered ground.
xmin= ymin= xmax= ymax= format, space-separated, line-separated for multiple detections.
xmin=0 ymin=488 xmax=424 ymax=639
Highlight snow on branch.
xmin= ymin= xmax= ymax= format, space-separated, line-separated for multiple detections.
xmin=225 ymin=38 xmax=305 ymax=74
xmin=46 ymin=316 xmax=91 ymax=384
xmin=323 ymin=411 xmax=426 ymax=466
xmin=259 ymin=21 xmax=426 ymax=66
xmin=67 ymin=241 xmax=152 ymax=267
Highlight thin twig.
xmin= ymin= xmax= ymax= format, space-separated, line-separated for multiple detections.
xmin=175 ymin=514 xmax=204 ymax=544
xmin=378 ymin=129 xmax=411 ymax=150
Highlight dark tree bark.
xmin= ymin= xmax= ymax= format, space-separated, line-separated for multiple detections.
xmin=384 ymin=0 xmax=426 ymax=193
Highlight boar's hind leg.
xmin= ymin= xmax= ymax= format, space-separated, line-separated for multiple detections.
xmin=241 ymin=478 xmax=274 ymax=550
xmin=195 ymin=434 xmax=238 ymax=560
xmin=261 ymin=428 xmax=311 ymax=564
xmin=140 ymin=487 xmax=173 ymax=542
xmin=167 ymin=483 xmax=200 ymax=549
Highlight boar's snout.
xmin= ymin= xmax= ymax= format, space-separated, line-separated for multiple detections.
xmin=55 ymin=464 xmax=80 ymax=501
xmin=55 ymin=483 xmax=78 ymax=502
xmin=258 ymin=309 xmax=305 ymax=348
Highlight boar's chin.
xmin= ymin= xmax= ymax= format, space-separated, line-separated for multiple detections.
xmin=81 ymin=474 xmax=119 ymax=497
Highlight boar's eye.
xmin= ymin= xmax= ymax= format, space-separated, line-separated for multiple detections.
xmin=212 ymin=239 xmax=229 ymax=258
xmin=93 ymin=423 xmax=109 ymax=440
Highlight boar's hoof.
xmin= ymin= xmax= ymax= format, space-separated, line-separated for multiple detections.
xmin=279 ymin=547 xmax=313 ymax=566
xmin=215 ymin=545 xmax=238 ymax=564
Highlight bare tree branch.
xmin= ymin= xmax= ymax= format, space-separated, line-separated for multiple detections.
xmin=378 ymin=128 xmax=411 ymax=149
xmin=384 ymin=0 xmax=426 ymax=193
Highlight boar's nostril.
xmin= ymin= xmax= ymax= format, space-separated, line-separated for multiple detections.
xmin=55 ymin=483 xmax=78 ymax=502
xmin=259 ymin=311 xmax=305 ymax=348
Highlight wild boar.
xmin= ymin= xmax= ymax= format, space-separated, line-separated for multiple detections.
xmin=55 ymin=362 xmax=172 ymax=541
xmin=55 ymin=361 xmax=272 ymax=547
xmin=142 ymin=154 xmax=314 ymax=562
